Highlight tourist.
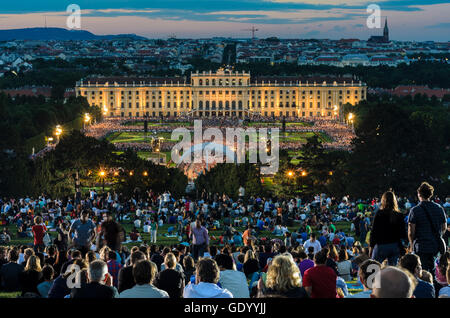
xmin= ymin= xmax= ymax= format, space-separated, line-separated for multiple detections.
xmin=438 ymin=266 xmax=450 ymax=297
xmin=337 ymin=248 xmax=352 ymax=281
xmin=258 ymin=254 xmax=308 ymax=298
xmin=303 ymin=233 xmax=322 ymax=254
xmin=31 ymin=216 xmax=47 ymax=252
xmin=347 ymin=259 xmax=381 ymax=298
xmin=190 ymin=218 xmax=209 ymax=261
xmin=154 ymin=253 xmax=185 ymax=298
xmin=0 ymin=249 xmax=23 ymax=292
xmin=183 ymin=258 xmax=233 ymax=298
xmin=370 ymin=191 xmax=406 ymax=266
xmin=118 ymin=250 xmax=146 ymax=293
xmin=408 ymin=182 xmax=447 ymax=274
xmin=69 ymin=210 xmax=96 ymax=256
xmin=182 ymin=255 xmax=196 ymax=285
xmin=119 ymin=260 xmax=169 ymax=298
xmin=19 ymin=255 xmax=43 ymax=297
xmin=399 ymin=253 xmax=435 ymax=298
xmin=370 ymin=266 xmax=417 ymax=298
xmin=215 ymin=253 xmax=249 ymax=298
xmin=72 ymin=260 xmax=118 ymax=298
xmin=37 ymin=265 xmax=55 ymax=298
xmin=302 ymin=248 xmax=337 ymax=298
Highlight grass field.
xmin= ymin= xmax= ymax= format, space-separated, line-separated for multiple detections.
xmin=122 ymin=121 xmax=193 ymax=127
xmin=107 ymin=131 xmax=332 ymax=145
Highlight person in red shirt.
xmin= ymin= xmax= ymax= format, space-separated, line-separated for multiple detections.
xmin=32 ymin=216 xmax=47 ymax=252
xmin=302 ymin=248 xmax=337 ymax=298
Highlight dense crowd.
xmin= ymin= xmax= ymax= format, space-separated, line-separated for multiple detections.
xmin=82 ymin=117 xmax=354 ymax=153
xmin=0 ymin=182 xmax=449 ymax=298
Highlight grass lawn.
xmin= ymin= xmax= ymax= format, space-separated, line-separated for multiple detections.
xmin=122 ymin=121 xmax=193 ymax=127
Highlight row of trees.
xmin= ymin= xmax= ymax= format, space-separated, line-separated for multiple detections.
xmin=196 ymin=94 xmax=450 ymax=200
xmin=29 ymin=131 xmax=188 ymax=198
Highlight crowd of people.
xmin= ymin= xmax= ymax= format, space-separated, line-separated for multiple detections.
xmin=0 ymin=181 xmax=449 ymax=298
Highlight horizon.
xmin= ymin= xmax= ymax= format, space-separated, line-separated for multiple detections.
xmin=0 ymin=1 xmax=449 ymax=41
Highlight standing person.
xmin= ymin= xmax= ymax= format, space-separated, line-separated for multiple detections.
xmin=100 ymin=214 xmax=124 ymax=251
xmin=69 ymin=210 xmax=96 ymax=256
xmin=32 ymin=216 xmax=47 ymax=252
xmin=54 ymin=222 xmax=69 ymax=252
xmin=370 ymin=191 xmax=407 ymax=266
xmin=190 ymin=218 xmax=209 ymax=261
xmin=150 ymin=218 xmax=158 ymax=244
xmin=408 ymin=182 xmax=447 ymax=275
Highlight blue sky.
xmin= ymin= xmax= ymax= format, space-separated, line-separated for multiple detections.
xmin=0 ymin=1 xmax=449 ymax=41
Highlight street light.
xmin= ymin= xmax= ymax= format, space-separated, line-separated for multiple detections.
xmin=84 ymin=113 xmax=91 ymax=129
xmin=287 ymin=170 xmax=294 ymax=177
xmin=301 ymin=171 xmax=307 ymax=177
xmin=333 ymin=105 xmax=338 ymax=121
xmin=99 ymin=170 xmax=106 ymax=193
xmin=143 ymin=171 xmax=148 ymax=177
xmin=54 ymin=125 xmax=62 ymax=143
xmin=348 ymin=113 xmax=354 ymax=131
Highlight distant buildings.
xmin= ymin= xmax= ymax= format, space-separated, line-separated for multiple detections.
xmin=368 ymin=18 xmax=390 ymax=44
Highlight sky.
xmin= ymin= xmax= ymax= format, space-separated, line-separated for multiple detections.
xmin=0 ymin=1 xmax=449 ymax=41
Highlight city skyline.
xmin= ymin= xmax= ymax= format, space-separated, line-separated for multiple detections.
xmin=0 ymin=1 xmax=449 ymax=41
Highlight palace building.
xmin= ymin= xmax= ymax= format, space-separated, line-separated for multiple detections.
xmin=75 ymin=68 xmax=367 ymax=119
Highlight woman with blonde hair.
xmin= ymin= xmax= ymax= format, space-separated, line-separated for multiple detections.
xmin=154 ymin=252 xmax=185 ymax=298
xmin=259 ymin=254 xmax=308 ymax=298
xmin=243 ymin=249 xmax=260 ymax=278
xmin=370 ymin=191 xmax=407 ymax=266
xmin=19 ymin=255 xmax=43 ymax=296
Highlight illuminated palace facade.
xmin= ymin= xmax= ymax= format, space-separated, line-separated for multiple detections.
xmin=76 ymin=68 xmax=367 ymax=119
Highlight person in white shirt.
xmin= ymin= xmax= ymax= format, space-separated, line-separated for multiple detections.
xmin=216 ymin=254 xmax=249 ymax=298
xmin=119 ymin=260 xmax=169 ymax=298
xmin=184 ymin=258 xmax=233 ymax=298
xmin=303 ymin=233 xmax=322 ymax=254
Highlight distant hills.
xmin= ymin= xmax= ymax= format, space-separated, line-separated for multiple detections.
xmin=0 ymin=27 xmax=148 ymax=41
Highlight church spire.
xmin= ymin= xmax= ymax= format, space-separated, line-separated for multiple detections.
xmin=383 ymin=17 xmax=389 ymax=41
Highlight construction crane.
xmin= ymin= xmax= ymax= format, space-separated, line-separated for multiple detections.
xmin=241 ymin=26 xmax=259 ymax=40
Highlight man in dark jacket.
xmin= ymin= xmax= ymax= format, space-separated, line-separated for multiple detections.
xmin=72 ymin=260 xmax=118 ymax=298
xmin=0 ymin=249 xmax=23 ymax=291
xmin=118 ymin=251 xmax=145 ymax=293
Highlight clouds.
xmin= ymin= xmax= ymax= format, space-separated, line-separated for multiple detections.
xmin=0 ymin=1 xmax=448 ymax=40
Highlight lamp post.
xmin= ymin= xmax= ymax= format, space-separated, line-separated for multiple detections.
xmin=84 ymin=113 xmax=91 ymax=130
xmin=99 ymin=170 xmax=106 ymax=193
xmin=348 ymin=113 xmax=354 ymax=132
xmin=333 ymin=105 xmax=338 ymax=121
xmin=54 ymin=125 xmax=62 ymax=143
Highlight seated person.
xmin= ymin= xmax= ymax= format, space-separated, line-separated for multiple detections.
xmin=129 ymin=227 xmax=141 ymax=242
